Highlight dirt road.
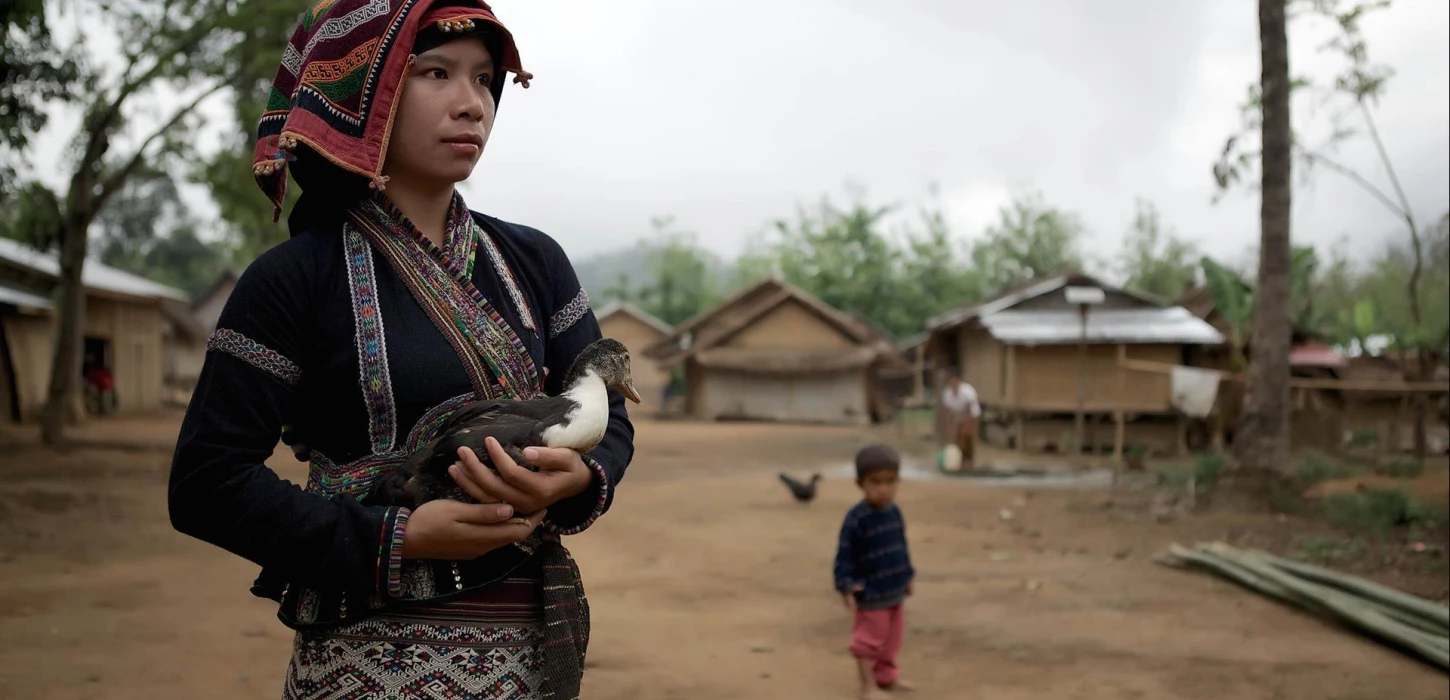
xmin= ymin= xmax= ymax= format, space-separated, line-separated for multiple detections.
xmin=0 ymin=415 xmax=1444 ymax=699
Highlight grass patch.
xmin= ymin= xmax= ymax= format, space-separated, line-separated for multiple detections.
xmin=1292 ymin=534 xmax=1365 ymax=565
xmin=1322 ymin=487 xmax=1449 ymax=537
xmin=1381 ymin=458 xmax=1425 ymax=479
xmin=1295 ymin=452 xmax=1362 ymax=488
xmin=1194 ymin=452 xmax=1227 ymax=489
xmin=1155 ymin=452 xmax=1228 ymax=492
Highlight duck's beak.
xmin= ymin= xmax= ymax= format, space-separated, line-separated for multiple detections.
xmin=619 ymin=379 xmax=642 ymax=404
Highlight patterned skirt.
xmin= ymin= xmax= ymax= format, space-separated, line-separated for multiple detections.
xmin=283 ymin=563 xmax=544 ymax=700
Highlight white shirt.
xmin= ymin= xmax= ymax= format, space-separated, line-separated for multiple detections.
xmin=942 ymin=383 xmax=981 ymax=418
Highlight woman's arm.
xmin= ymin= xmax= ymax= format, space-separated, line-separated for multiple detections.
xmin=167 ymin=245 xmax=410 ymax=597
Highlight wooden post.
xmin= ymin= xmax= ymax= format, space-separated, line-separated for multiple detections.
xmin=1114 ymin=344 xmax=1127 ymax=463
xmin=1006 ymin=345 xmax=1021 ymax=451
xmin=1075 ymin=305 xmax=1088 ymax=456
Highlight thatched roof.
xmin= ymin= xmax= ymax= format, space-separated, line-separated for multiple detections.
xmin=595 ymin=301 xmax=673 ymax=336
xmin=645 ymin=276 xmax=907 ymax=373
xmin=694 ymin=346 xmax=880 ymax=373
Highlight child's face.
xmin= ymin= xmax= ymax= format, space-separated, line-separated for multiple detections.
xmin=857 ymin=468 xmax=899 ymax=507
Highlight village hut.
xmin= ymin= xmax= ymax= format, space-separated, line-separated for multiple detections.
xmin=594 ymin=301 xmax=673 ymax=415
xmin=1179 ymin=286 xmax=1448 ymax=453
xmin=157 ymin=268 xmax=240 ymax=405
xmin=0 ymin=237 xmax=188 ymax=423
xmin=643 ymin=277 xmax=907 ymax=425
xmin=925 ymin=272 xmax=1224 ymax=455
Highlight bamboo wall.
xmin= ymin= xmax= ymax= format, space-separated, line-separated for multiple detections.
xmin=952 ymin=328 xmax=1183 ymax=413
xmin=1 ymin=297 xmax=166 ymax=422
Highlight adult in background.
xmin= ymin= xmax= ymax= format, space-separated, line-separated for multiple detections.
xmin=940 ymin=373 xmax=981 ymax=470
xmin=167 ymin=2 xmax=634 ymax=697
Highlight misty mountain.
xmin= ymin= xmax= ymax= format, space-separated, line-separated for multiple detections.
xmin=572 ymin=242 xmax=737 ymax=303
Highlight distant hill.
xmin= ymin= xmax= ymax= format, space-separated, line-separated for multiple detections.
xmin=572 ymin=242 xmax=737 ymax=303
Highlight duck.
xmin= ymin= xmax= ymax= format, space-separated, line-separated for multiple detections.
xmin=365 ymin=338 xmax=642 ymax=510
xmin=778 ymin=472 xmax=821 ymax=504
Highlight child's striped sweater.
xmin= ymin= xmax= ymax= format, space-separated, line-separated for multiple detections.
xmin=833 ymin=500 xmax=915 ymax=610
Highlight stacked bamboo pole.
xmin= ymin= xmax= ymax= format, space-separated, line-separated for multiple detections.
xmin=1158 ymin=541 xmax=1449 ymax=670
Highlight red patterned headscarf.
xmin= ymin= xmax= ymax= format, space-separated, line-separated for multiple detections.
xmin=251 ymin=0 xmax=532 ymax=222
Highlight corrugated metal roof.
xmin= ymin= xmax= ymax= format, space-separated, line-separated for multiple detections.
xmin=980 ymin=307 xmax=1225 ymax=345
xmin=0 ymin=283 xmax=53 ymax=310
xmin=0 ymin=237 xmax=188 ymax=302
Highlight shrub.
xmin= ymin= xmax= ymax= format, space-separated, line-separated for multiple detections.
xmin=1322 ymin=488 xmax=1446 ymax=536
xmin=1382 ymin=458 xmax=1425 ymax=479
xmin=1295 ymin=453 xmax=1358 ymax=487
xmin=1194 ymin=452 xmax=1227 ymax=489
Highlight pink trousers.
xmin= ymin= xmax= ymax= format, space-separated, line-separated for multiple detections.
xmin=849 ymin=604 xmax=904 ymax=687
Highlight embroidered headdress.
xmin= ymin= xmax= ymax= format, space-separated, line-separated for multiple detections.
xmin=251 ymin=0 xmax=532 ymax=222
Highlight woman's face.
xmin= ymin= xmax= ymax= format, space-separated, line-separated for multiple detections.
xmin=383 ymin=35 xmax=497 ymax=189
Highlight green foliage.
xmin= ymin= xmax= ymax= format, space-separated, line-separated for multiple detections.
xmin=1194 ymin=452 xmax=1228 ymax=489
xmin=627 ymin=217 xmax=722 ymax=327
xmin=1322 ymin=487 xmax=1445 ymax=536
xmin=93 ymin=168 xmax=229 ymax=300
xmin=0 ymin=180 xmax=64 ymax=251
xmin=734 ymin=187 xmax=989 ymax=339
xmin=1295 ymin=452 xmax=1360 ymax=487
xmin=1156 ymin=452 xmax=1230 ymax=490
xmin=194 ymin=1 xmax=307 ymax=263
xmin=1381 ymin=458 xmax=1425 ymax=479
xmin=1200 ymin=256 xmax=1253 ymax=367
xmin=1 ymin=0 xmax=81 ymax=179
xmin=1119 ymin=199 xmax=1198 ymax=301
xmin=970 ymin=191 xmax=1084 ymax=293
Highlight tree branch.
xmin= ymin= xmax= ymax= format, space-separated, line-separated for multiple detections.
xmin=1356 ymin=101 xmax=1417 ymax=232
xmin=99 ymin=18 xmax=218 ymax=138
xmin=1296 ymin=148 xmax=1406 ymax=221
xmin=93 ymin=81 xmax=229 ymax=210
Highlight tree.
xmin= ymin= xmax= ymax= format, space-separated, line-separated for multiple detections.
xmin=742 ymin=193 xmax=910 ymax=336
xmin=1216 ymin=0 xmax=1440 ymax=457
xmin=5 ymin=0 xmax=269 ymax=444
xmin=1232 ymin=0 xmax=1295 ymax=476
xmin=632 ymin=217 xmax=721 ymax=327
xmin=894 ymin=202 xmax=985 ymax=333
xmin=194 ymin=4 xmax=305 ymax=265
xmin=1 ymin=0 xmax=79 ymax=202
xmin=94 ymin=167 xmax=228 ymax=300
xmin=732 ymin=187 xmax=983 ymax=339
xmin=1119 ymin=199 xmax=1199 ymax=301
xmin=970 ymin=191 xmax=1085 ymax=294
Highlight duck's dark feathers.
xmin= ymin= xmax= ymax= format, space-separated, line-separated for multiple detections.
xmin=362 ymin=337 xmax=638 ymax=510
xmin=364 ymin=395 xmax=583 ymax=509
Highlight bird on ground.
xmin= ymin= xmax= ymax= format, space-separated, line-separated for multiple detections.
xmin=778 ymin=473 xmax=822 ymax=503
xmin=365 ymin=338 xmax=641 ymax=511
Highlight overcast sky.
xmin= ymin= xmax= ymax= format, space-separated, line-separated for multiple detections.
xmin=25 ymin=0 xmax=1450 ymax=271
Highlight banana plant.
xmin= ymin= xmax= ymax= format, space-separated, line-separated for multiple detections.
xmin=1202 ymin=256 xmax=1254 ymax=370
xmin=1334 ymin=298 xmax=1379 ymax=356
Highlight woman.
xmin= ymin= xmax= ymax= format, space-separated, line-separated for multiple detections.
xmin=167 ymin=2 xmax=633 ymax=698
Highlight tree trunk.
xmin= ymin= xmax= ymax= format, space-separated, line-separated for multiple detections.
xmin=40 ymin=164 xmax=100 ymax=445
xmin=39 ymin=216 xmax=91 ymax=445
xmin=1233 ymin=0 xmax=1294 ymax=476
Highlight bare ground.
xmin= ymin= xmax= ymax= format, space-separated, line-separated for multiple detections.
xmin=0 ymin=413 xmax=1445 ymax=700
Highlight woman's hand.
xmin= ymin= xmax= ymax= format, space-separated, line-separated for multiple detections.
xmin=400 ymin=500 xmax=546 ymax=560
xmin=450 ymin=438 xmax=593 ymax=515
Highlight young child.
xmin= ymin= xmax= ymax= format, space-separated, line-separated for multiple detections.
xmin=834 ymin=444 xmax=917 ymax=699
